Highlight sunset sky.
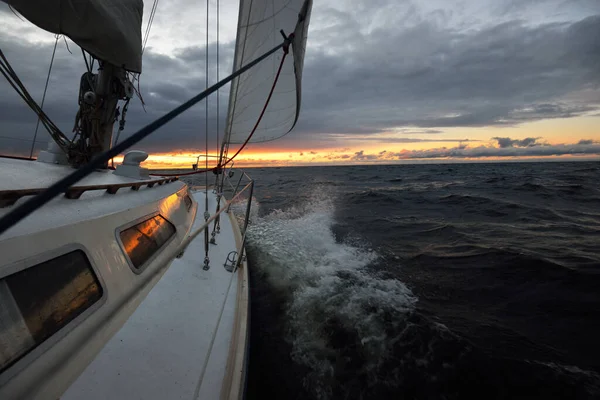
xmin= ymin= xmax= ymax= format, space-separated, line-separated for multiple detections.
xmin=0 ymin=0 xmax=599 ymax=168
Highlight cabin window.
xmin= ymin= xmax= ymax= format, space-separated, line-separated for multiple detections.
xmin=0 ymin=250 xmax=102 ymax=373
xmin=119 ymin=214 xmax=176 ymax=270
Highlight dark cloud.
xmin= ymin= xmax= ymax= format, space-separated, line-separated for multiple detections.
xmin=327 ymin=138 xmax=600 ymax=161
xmin=493 ymin=137 xmax=541 ymax=148
xmin=330 ymin=136 xmax=479 ymax=144
xmin=0 ymin=33 xmax=233 ymax=156
xmin=0 ymin=2 xmax=599 ymax=156
xmin=578 ymin=139 xmax=596 ymax=145
xmin=395 ymin=128 xmax=444 ymax=134
xmin=391 ymin=142 xmax=600 ymax=159
xmin=352 ymin=150 xmax=378 ymax=161
xmin=296 ymin=13 xmax=600 ymax=134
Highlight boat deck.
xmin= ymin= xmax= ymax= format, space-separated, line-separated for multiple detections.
xmin=63 ymin=189 xmax=247 ymax=400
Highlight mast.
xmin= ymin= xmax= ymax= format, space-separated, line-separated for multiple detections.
xmin=71 ymin=62 xmax=133 ymax=167
xmin=3 ymin=0 xmax=143 ymax=167
xmin=95 ymin=64 xmax=120 ymax=159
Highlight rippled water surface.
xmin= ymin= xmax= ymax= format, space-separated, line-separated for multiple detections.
xmin=191 ymin=161 xmax=600 ymax=399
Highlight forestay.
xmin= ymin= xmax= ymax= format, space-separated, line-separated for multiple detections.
xmin=223 ymin=0 xmax=312 ymax=145
xmin=1 ymin=0 xmax=143 ymax=72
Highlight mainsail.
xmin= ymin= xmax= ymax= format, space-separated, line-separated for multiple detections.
xmin=2 ymin=0 xmax=143 ymax=72
xmin=223 ymin=0 xmax=312 ymax=145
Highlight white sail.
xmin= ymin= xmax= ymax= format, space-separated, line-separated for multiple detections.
xmin=2 ymin=0 xmax=143 ymax=72
xmin=224 ymin=0 xmax=312 ymax=145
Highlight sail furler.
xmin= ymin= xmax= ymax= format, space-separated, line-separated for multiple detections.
xmin=224 ymin=0 xmax=312 ymax=145
xmin=2 ymin=0 xmax=143 ymax=73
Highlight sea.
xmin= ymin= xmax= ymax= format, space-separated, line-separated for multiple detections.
xmin=190 ymin=161 xmax=600 ymax=400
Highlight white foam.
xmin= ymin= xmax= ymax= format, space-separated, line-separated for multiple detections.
xmin=535 ymin=361 xmax=600 ymax=379
xmin=244 ymin=192 xmax=417 ymax=398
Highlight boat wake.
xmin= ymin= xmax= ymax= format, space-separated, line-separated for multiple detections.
xmin=243 ymin=192 xmax=417 ymax=399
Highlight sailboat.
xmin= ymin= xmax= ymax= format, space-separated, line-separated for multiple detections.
xmin=0 ymin=0 xmax=312 ymax=399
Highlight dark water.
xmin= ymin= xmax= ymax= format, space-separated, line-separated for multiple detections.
xmin=229 ymin=161 xmax=600 ymax=399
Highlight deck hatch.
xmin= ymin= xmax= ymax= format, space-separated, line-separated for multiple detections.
xmin=0 ymin=250 xmax=102 ymax=373
xmin=119 ymin=214 xmax=176 ymax=270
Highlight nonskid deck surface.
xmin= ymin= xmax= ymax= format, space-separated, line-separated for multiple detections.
xmin=63 ymin=190 xmax=240 ymax=400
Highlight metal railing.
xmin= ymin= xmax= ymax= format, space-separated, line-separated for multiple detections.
xmin=178 ymin=166 xmax=254 ymax=271
xmin=218 ymin=168 xmax=254 ymax=270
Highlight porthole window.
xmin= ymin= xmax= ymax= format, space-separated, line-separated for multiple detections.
xmin=119 ymin=214 xmax=176 ymax=270
xmin=0 ymin=250 xmax=102 ymax=373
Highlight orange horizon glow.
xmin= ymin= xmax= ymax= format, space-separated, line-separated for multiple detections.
xmin=112 ymin=115 xmax=599 ymax=169
xmin=139 ymin=148 xmax=599 ymax=169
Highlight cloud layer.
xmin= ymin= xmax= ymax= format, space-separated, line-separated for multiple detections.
xmin=343 ymin=137 xmax=600 ymax=162
xmin=0 ymin=0 xmax=599 ymax=161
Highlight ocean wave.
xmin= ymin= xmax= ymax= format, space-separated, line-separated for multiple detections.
xmin=223 ymin=162 xmax=600 ymax=399
xmin=346 ymin=189 xmax=401 ymax=204
xmin=573 ymin=167 xmax=600 ymax=173
xmin=528 ymin=361 xmax=600 ymax=397
xmin=516 ymin=182 xmax=554 ymax=193
xmin=245 ymin=192 xmax=417 ymax=399
xmin=439 ymin=193 xmax=494 ymax=205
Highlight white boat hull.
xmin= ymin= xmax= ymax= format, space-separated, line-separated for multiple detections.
xmin=62 ymin=189 xmax=249 ymax=400
xmin=0 ymin=158 xmax=249 ymax=400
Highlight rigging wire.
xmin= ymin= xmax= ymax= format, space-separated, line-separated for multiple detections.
xmin=216 ymin=0 xmax=220 ymax=159
xmin=203 ymin=0 xmax=210 ymax=269
xmin=81 ymin=48 xmax=92 ymax=73
xmin=142 ymin=0 xmax=160 ymax=54
xmin=62 ymin=36 xmax=73 ymax=54
xmin=149 ymin=42 xmax=290 ymax=178
xmin=0 ymin=41 xmax=287 ymax=236
xmin=205 ymin=0 xmax=210 ymax=193
xmin=218 ymin=0 xmax=255 ymax=177
xmin=0 ymin=48 xmax=71 ymax=153
xmin=210 ymin=0 xmax=222 ymax=242
xmin=130 ymin=0 xmax=159 ymax=116
xmin=192 ymin=259 xmax=239 ymax=398
xmin=29 ymin=34 xmax=60 ymax=159
xmin=130 ymin=0 xmax=156 ymax=110
xmin=216 ymin=39 xmax=292 ymax=164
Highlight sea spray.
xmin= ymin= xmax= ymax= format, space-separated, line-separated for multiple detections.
xmin=241 ymin=192 xmax=417 ymax=398
xmin=200 ymin=162 xmax=600 ymax=400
